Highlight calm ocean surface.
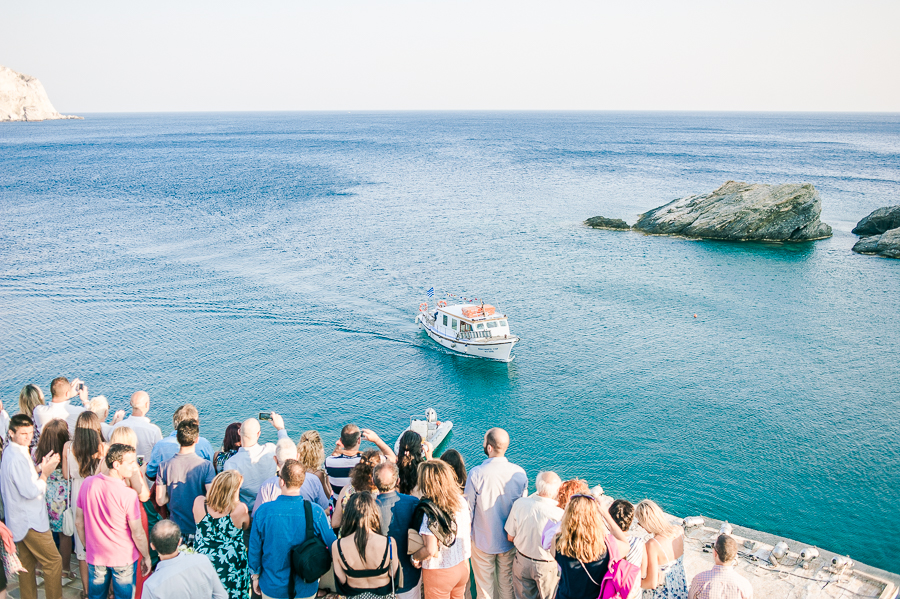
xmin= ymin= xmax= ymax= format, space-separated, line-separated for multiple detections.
xmin=1 ymin=112 xmax=898 ymax=571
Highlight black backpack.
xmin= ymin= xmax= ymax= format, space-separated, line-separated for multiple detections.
xmin=288 ymin=500 xmax=332 ymax=599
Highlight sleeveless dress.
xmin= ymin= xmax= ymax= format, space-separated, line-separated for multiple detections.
xmin=45 ymin=467 xmax=69 ymax=533
xmin=67 ymin=445 xmax=97 ymax=558
xmin=642 ymin=536 xmax=688 ymax=599
xmin=194 ymin=501 xmax=250 ymax=599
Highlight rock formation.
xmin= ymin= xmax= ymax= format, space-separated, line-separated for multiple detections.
xmin=584 ymin=216 xmax=630 ymax=230
xmin=632 ymin=181 xmax=832 ymax=242
xmin=0 ymin=65 xmax=81 ymax=122
xmin=851 ymin=206 xmax=900 ymax=259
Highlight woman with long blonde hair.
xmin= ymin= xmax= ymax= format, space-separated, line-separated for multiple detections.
xmin=635 ymin=500 xmax=687 ymax=598
xmin=297 ymin=430 xmax=333 ymax=498
xmin=17 ymin=384 xmax=45 ymax=449
xmin=193 ymin=471 xmax=251 ymax=599
xmin=411 ymin=460 xmax=471 ymax=599
xmin=553 ymin=495 xmax=630 ymax=599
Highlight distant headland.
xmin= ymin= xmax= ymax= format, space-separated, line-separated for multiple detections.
xmin=0 ymin=64 xmax=82 ymax=122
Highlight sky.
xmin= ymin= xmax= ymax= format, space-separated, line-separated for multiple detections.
xmin=2 ymin=0 xmax=899 ymax=112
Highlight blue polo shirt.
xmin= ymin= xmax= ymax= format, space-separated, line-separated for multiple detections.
xmin=375 ymin=490 xmax=421 ymax=593
xmin=145 ymin=431 xmax=214 ymax=479
xmin=250 ymin=494 xmax=337 ymax=599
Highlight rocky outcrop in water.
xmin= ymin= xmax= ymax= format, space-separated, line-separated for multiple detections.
xmin=0 ymin=65 xmax=81 ymax=122
xmin=632 ymin=181 xmax=832 ymax=242
xmin=585 ymin=216 xmax=630 ymax=230
xmin=852 ymin=206 xmax=900 ymax=259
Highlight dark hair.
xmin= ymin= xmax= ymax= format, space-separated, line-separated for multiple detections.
xmin=222 ymin=422 xmax=241 ymax=452
xmin=8 ymin=413 xmax=34 ymax=434
xmin=281 ymin=459 xmax=306 ymax=489
xmin=609 ymin=499 xmax=635 ymax=532
xmin=341 ymin=424 xmax=361 ymax=449
xmin=373 ymin=461 xmax=399 ymax=492
xmin=715 ymin=534 xmax=738 ymax=563
xmin=105 ymin=443 xmax=135 ymax=469
xmin=340 ymin=492 xmax=382 ymax=559
xmin=350 ymin=450 xmax=380 ymax=492
xmin=34 ymin=419 xmax=69 ymax=466
xmin=73 ymin=411 xmax=104 ymax=478
xmin=176 ymin=419 xmax=200 ymax=447
xmin=397 ymin=431 xmax=425 ymax=494
xmin=439 ymin=449 xmax=467 ymax=488
xmin=151 ymin=520 xmax=182 ymax=555
xmin=50 ymin=376 xmax=70 ymax=398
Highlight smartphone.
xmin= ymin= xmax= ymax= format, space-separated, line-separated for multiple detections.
xmin=137 ymin=455 xmax=145 ymax=467
xmin=259 ymin=412 xmax=272 ymax=421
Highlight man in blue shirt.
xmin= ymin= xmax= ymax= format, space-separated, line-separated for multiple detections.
xmin=145 ymin=404 xmax=214 ymax=479
xmin=250 ymin=459 xmax=337 ymax=599
xmin=373 ymin=461 xmax=421 ymax=599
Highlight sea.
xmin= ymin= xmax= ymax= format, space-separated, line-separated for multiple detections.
xmin=1 ymin=112 xmax=898 ymax=572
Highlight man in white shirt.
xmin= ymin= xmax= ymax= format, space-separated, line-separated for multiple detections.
xmin=32 ymin=376 xmax=88 ymax=435
xmin=505 ymin=471 xmax=563 ymax=599
xmin=141 ymin=519 xmax=227 ymax=599
xmin=224 ymin=413 xmax=290 ymax=510
xmin=465 ymin=428 xmax=529 ymax=599
xmin=112 ymin=391 xmax=163 ymax=458
xmin=0 ymin=414 xmax=63 ymax=599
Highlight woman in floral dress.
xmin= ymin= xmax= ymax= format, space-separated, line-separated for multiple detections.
xmin=637 ymin=500 xmax=688 ymax=599
xmin=33 ymin=419 xmax=72 ymax=578
xmin=193 ymin=470 xmax=251 ymax=599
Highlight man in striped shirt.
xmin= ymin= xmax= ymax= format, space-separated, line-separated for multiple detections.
xmin=324 ymin=424 xmax=397 ymax=502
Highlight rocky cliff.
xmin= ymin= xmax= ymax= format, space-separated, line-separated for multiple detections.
xmin=852 ymin=206 xmax=900 ymax=259
xmin=0 ymin=65 xmax=81 ymax=122
xmin=632 ymin=181 xmax=832 ymax=242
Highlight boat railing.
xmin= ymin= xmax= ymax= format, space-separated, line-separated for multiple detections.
xmin=456 ymin=330 xmax=493 ymax=340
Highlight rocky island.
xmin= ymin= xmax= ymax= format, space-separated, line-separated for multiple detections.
xmin=0 ymin=64 xmax=81 ymax=122
xmin=630 ymin=181 xmax=832 ymax=242
xmin=584 ymin=215 xmax=630 ymax=230
xmin=851 ymin=206 xmax=900 ymax=259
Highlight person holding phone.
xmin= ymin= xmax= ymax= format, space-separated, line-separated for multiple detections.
xmin=222 ymin=412 xmax=290 ymax=511
xmin=32 ymin=376 xmax=88 ymax=436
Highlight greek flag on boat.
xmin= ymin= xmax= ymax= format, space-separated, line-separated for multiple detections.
xmin=426 ymin=287 xmax=434 ymax=298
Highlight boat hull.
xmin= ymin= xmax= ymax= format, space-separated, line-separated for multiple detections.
xmin=416 ymin=314 xmax=517 ymax=362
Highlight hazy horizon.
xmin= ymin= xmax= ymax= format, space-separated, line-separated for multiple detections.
xmin=3 ymin=0 xmax=899 ymax=113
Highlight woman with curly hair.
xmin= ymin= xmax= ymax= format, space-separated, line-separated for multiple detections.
xmin=332 ymin=450 xmax=382 ymax=529
xmin=396 ymin=430 xmax=431 ymax=496
xmin=553 ymin=495 xmax=629 ymax=599
xmin=297 ymin=430 xmax=332 ymax=499
xmin=411 ymin=460 xmax=471 ymax=599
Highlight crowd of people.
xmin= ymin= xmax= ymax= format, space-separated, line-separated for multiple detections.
xmin=0 ymin=376 xmax=754 ymax=599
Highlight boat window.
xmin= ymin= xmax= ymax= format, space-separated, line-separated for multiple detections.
xmin=476 ymin=323 xmax=485 ymax=330
xmin=451 ymin=318 xmax=458 ymax=330
xmin=500 ymin=320 xmax=508 ymax=327
xmin=443 ymin=314 xmax=448 ymax=326
xmin=487 ymin=321 xmax=498 ymax=328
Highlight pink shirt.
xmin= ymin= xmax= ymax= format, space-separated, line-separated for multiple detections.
xmin=76 ymin=473 xmax=141 ymax=567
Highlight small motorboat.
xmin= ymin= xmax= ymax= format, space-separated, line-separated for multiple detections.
xmin=415 ymin=299 xmax=519 ymax=362
xmin=394 ymin=408 xmax=453 ymax=453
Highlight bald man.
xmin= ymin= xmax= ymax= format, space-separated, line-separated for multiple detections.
xmin=465 ymin=427 xmax=528 ymax=599
xmin=224 ymin=413 xmax=289 ymax=510
xmin=113 ymin=391 xmax=163 ymax=458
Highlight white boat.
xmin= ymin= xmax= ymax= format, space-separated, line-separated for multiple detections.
xmin=394 ymin=409 xmax=453 ymax=453
xmin=415 ymin=300 xmax=519 ymax=362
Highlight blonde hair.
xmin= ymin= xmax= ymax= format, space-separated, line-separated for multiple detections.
xmin=110 ymin=426 xmax=138 ymax=448
xmin=555 ymin=495 xmax=607 ymax=562
xmin=19 ymin=384 xmax=45 ymax=418
xmin=635 ymin=499 xmax=678 ymax=537
xmin=207 ymin=471 xmax=243 ymax=513
xmin=297 ymin=430 xmax=325 ymax=471
xmin=417 ymin=460 xmax=464 ymax=515
xmin=90 ymin=396 xmax=110 ymax=418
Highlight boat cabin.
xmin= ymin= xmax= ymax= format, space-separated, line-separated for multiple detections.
xmin=433 ymin=304 xmax=510 ymax=339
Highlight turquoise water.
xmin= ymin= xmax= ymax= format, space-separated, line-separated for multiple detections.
xmin=1 ymin=112 xmax=898 ymax=571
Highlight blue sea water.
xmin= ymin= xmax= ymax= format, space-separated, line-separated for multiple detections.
xmin=1 ymin=112 xmax=898 ymax=571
